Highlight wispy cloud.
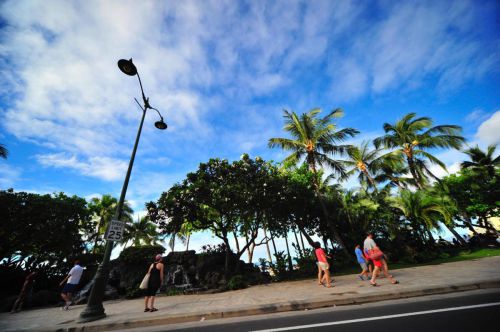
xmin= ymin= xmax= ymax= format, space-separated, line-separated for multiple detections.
xmin=36 ymin=153 xmax=128 ymax=181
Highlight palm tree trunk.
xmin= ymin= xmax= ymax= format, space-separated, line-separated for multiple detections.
xmin=444 ymin=224 xmax=466 ymax=245
xmin=271 ymin=233 xmax=278 ymax=258
xmin=292 ymin=228 xmax=302 ymax=258
xmin=299 ymin=232 xmax=306 ymax=253
xmin=407 ymin=157 xmax=424 ymax=189
xmin=283 ymin=234 xmax=293 ymax=271
xmin=185 ymin=234 xmax=190 ymax=251
xmin=364 ymin=169 xmax=378 ymax=193
xmin=92 ymin=217 xmax=104 ymax=254
xmin=233 ymin=231 xmax=240 ymax=253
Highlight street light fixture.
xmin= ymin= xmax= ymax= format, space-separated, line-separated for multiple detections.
xmin=78 ymin=58 xmax=167 ymax=323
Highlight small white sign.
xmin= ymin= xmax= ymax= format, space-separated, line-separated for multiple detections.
xmin=104 ymin=219 xmax=125 ymax=242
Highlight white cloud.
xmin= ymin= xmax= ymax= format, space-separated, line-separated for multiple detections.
xmin=36 ymin=153 xmax=127 ymax=181
xmin=476 ymin=111 xmax=500 ymax=145
xmin=0 ymin=163 xmax=22 ymax=188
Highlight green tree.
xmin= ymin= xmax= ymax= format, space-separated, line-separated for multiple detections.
xmin=87 ymin=194 xmax=133 ymax=253
xmin=268 ymin=108 xmax=359 ymax=253
xmin=0 ymin=189 xmax=91 ymax=273
xmin=390 ymin=190 xmax=454 ymax=245
xmin=374 ymin=113 xmax=465 ymax=189
xmin=149 ymin=156 xmax=281 ymax=273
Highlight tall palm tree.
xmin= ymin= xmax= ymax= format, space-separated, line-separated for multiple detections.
xmin=461 ymin=144 xmax=499 ymax=176
xmin=123 ymin=215 xmax=165 ymax=247
xmin=269 ymin=108 xmax=359 ymax=253
xmin=0 ymin=144 xmax=8 ymax=159
xmin=87 ymin=194 xmax=133 ymax=252
xmin=374 ymin=113 xmax=465 ymax=189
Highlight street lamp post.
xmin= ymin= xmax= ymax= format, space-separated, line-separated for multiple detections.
xmin=78 ymin=59 xmax=167 ymax=323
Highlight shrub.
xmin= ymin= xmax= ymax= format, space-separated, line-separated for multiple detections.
xmin=119 ymin=245 xmax=166 ymax=265
xmin=227 ymin=275 xmax=247 ymax=290
xmin=125 ymin=286 xmax=143 ymax=299
xmin=269 ymin=251 xmax=289 ymax=281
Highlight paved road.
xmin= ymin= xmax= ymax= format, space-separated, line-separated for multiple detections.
xmin=131 ymin=289 xmax=500 ymax=332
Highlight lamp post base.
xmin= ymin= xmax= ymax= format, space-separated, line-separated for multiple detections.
xmin=77 ymin=304 xmax=106 ymax=323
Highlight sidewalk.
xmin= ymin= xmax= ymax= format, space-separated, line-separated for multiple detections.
xmin=2 ymin=256 xmax=500 ymax=332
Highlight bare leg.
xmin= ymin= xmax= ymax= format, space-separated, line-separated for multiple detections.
xmin=150 ymin=296 xmax=156 ymax=309
xmin=321 ymin=268 xmax=332 ymax=287
xmin=317 ymin=266 xmax=323 ymax=285
xmin=371 ymin=266 xmax=380 ymax=285
xmin=382 ymin=259 xmax=393 ymax=278
xmin=144 ymin=296 xmax=149 ymax=310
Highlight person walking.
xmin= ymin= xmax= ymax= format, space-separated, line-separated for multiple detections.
xmin=59 ymin=260 xmax=83 ymax=310
xmin=144 ymin=254 xmax=164 ymax=312
xmin=10 ymin=271 xmax=36 ymax=313
xmin=354 ymin=245 xmax=369 ymax=281
xmin=363 ymin=233 xmax=398 ymax=286
xmin=313 ymin=242 xmax=332 ymax=288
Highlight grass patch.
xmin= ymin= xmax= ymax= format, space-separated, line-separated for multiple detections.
xmin=330 ymin=248 xmax=500 ymax=276
xmin=388 ymin=248 xmax=500 ymax=271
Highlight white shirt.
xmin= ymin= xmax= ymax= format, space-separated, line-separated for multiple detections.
xmin=67 ymin=264 xmax=84 ymax=284
xmin=363 ymin=237 xmax=377 ymax=251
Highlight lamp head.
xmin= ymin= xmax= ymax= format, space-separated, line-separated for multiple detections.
xmin=118 ymin=59 xmax=137 ymax=76
xmin=154 ymin=120 xmax=168 ymax=130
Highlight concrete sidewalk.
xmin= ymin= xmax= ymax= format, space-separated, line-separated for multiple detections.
xmin=2 ymin=256 xmax=500 ymax=332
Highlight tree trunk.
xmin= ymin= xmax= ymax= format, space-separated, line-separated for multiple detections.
xmin=185 ymin=234 xmax=190 ymax=251
xmin=292 ymin=228 xmax=302 ymax=258
xmin=233 ymin=231 xmax=240 ymax=252
xmin=299 ymin=232 xmax=306 ymax=253
xmin=309 ymin=161 xmax=350 ymax=255
xmin=271 ymin=233 xmax=278 ymax=258
xmin=263 ymin=226 xmax=273 ymax=263
xmin=407 ymin=157 xmax=424 ymax=189
xmin=444 ymin=224 xmax=466 ymax=245
xmin=92 ymin=217 xmax=104 ymax=254
xmin=284 ymin=234 xmax=293 ymax=271
xmin=461 ymin=213 xmax=479 ymax=235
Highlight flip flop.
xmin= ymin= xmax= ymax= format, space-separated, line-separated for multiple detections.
xmin=391 ymin=280 xmax=399 ymax=284
xmin=144 ymin=308 xmax=150 ymax=312
xmin=370 ymin=282 xmax=378 ymax=287
xmin=150 ymin=308 xmax=158 ymax=312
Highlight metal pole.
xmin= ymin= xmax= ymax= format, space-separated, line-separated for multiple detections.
xmin=78 ymin=106 xmax=148 ymax=322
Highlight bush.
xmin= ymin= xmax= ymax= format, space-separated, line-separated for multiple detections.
xmin=119 ymin=245 xmax=166 ymax=265
xmin=269 ymin=251 xmax=289 ymax=281
xmin=227 ymin=275 xmax=247 ymax=290
xmin=125 ymin=286 xmax=143 ymax=299
xmin=293 ymin=248 xmax=317 ymax=277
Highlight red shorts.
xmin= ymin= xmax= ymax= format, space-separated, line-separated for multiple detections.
xmin=373 ymin=258 xmax=383 ymax=268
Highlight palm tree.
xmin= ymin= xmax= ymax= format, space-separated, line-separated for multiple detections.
xmin=374 ymin=113 xmax=465 ymax=189
xmin=123 ymin=215 xmax=165 ymax=247
xmin=390 ymin=190 xmax=455 ymax=245
xmin=343 ymin=141 xmax=402 ymax=191
xmin=269 ymin=108 xmax=359 ymax=253
xmin=87 ymin=194 xmax=133 ymax=252
xmin=0 ymin=144 xmax=8 ymax=159
xmin=461 ymin=144 xmax=499 ymax=176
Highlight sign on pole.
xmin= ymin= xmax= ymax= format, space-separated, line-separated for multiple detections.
xmin=104 ymin=219 xmax=125 ymax=242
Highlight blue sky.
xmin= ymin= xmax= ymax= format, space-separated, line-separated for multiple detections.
xmin=0 ymin=0 xmax=499 ymax=260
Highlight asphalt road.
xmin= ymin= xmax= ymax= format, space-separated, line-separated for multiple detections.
xmin=128 ymin=289 xmax=500 ymax=332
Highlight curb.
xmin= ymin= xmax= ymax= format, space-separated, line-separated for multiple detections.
xmin=51 ymin=280 xmax=500 ymax=332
